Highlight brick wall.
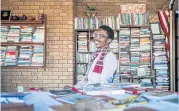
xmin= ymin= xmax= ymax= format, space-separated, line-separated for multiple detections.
xmin=1 ymin=0 xmax=178 ymax=92
xmin=76 ymin=0 xmax=178 ymax=22
xmin=1 ymin=0 xmax=75 ymax=92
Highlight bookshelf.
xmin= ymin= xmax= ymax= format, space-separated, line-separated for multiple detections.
xmin=74 ymin=4 xmax=152 ymax=85
xmin=74 ymin=29 xmax=120 ymax=84
xmin=118 ymin=25 xmax=155 ymax=88
xmin=1 ymin=18 xmax=46 ymax=69
xmin=74 ymin=26 xmax=154 ymax=87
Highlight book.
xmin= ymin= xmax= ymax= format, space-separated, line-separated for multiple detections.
xmin=123 ymin=87 xmax=148 ymax=95
xmin=141 ymin=90 xmax=178 ymax=100
xmin=56 ymin=94 xmax=91 ymax=104
xmin=49 ymin=89 xmax=77 ymax=96
xmin=85 ymin=89 xmax=125 ymax=96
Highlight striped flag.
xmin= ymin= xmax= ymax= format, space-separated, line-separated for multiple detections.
xmin=158 ymin=10 xmax=170 ymax=61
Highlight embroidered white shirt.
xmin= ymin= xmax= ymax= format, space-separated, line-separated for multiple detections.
xmin=75 ymin=51 xmax=117 ymax=89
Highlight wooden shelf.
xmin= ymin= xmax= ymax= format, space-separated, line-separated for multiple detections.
xmin=120 ymin=25 xmax=150 ymax=28
xmin=77 ymin=51 xmax=94 ymax=53
xmin=1 ymin=66 xmax=44 ymax=68
xmin=1 ymin=20 xmax=44 ymax=24
xmin=121 ymin=76 xmax=154 ymax=79
xmin=75 ymin=29 xmax=120 ymax=31
xmin=77 ymin=62 xmax=88 ymax=64
xmin=1 ymin=42 xmax=44 ymax=46
xmin=75 ymin=25 xmax=150 ymax=31
xmin=1 ymin=15 xmax=46 ymax=69
xmin=76 ymin=73 xmax=85 ymax=75
xmin=121 ymin=63 xmax=150 ymax=65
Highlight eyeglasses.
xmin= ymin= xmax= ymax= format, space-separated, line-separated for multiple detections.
xmin=93 ymin=32 xmax=108 ymax=39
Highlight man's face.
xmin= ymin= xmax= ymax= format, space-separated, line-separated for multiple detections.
xmin=93 ymin=28 xmax=109 ymax=48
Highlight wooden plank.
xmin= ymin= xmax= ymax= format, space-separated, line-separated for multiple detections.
xmin=1 ymin=20 xmax=43 ymax=24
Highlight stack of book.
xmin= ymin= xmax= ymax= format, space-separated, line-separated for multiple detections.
xmin=31 ymin=45 xmax=44 ymax=66
xmin=7 ymin=26 xmax=20 ymax=42
xmin=131 ymin=38 xmax=140 ymax=63
xmin=1 ymin=26 xmax=9 ymax=42
xmin=120 ymin=66 xmax=131 ymax=77
xmin=110 ymin=40 xmax=118 ymax=53
xmin=18 ymin=46 xmax=33 ymax=66
xmin=140 ymin=38 xmax=150 ymax=52
xmin=153 ymin=35 xmax=169 ymax=90
xmin=32 ymin=26 xmax=44 ymax=42
xmin=113 ymin=74 xmax=120 ymax=83
xmin=4 ymin=46 xmax=18 ymax=66
xmin=120 ymin=4 xmax=149 ymax=25
xmin=77 ymin=32 xmax=88 ymax=52
xmin=140 ymin=27 xmax=151 ymax=37
xmin=76 ymin=53 xmax=90 ymax=63
xmin=76 ymin=64 xmax=87 ymax=74
xmin=0 ymin=46 xmax=7 ymax=66
xmin=119 ymin=28 xmax=130 ymax=64
xmin=74 ymin=16 xmax=121 ymax=29
xmin=20 ymin=26 xmax=33 ymax=42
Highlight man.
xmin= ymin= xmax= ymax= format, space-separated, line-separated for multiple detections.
xmin=75 ymin=25 xmax=117 ymax=89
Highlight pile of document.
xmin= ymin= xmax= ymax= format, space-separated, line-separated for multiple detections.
xmin=153 ymin=34 xmax=169 ymax=90
xmin=1 ymin=26 xmax=9 ymax=42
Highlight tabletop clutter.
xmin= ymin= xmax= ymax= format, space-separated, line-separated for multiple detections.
xmin=1 ymin=83 xmax=179 ymax=111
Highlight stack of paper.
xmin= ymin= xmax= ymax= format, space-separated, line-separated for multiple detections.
xmin=18 ymin=46 xmax=33 ymax=66
xmin=7 ymin=26 xmax=20 ymax=42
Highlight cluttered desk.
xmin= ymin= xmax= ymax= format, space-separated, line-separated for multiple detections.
xmin=1 ymin=83 xmax=179 ymax=111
